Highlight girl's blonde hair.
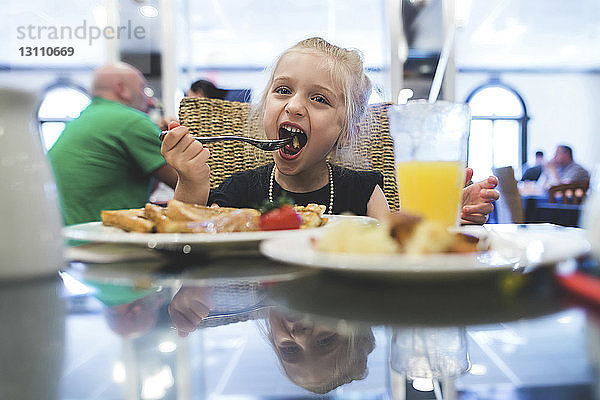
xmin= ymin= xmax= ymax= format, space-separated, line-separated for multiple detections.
xmin=255 ymin=37 xmax=372 ymax=163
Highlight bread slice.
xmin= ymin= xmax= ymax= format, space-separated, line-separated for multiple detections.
xmin=101 ymin=208 xmax=155 ymax=233
xmin=142 ymin=203 xmax=205 ymax=233
xmin=158 ymin=200 xmax=261 ymax=233
xmin=165 ymin=199 xmax=235 ymax=221
xmin=208 ymin=209 xmax=260 ymax=233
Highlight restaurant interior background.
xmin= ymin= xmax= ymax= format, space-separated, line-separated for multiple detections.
xmin=2 ymin=2 xmax=600 ymax=399
xmin=2 ymin=0 xmax=600 ymax=183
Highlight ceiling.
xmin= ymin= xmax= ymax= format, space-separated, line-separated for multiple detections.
xmin=2 ymin=0 xmax=599 ymax=70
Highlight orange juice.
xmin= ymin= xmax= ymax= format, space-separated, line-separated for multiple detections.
xmin=396 ymin=160 xmax=465 ymax=227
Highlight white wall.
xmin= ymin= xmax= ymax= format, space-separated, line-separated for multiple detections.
xmin=0 ymin=71 xmax=92 ymax=94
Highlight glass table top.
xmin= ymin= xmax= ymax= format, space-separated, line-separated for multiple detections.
xmin=1 ymin=247 xmax=599 ymax=400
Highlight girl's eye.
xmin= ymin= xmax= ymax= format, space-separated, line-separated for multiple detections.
xmin=279 ymin=345 xmax=301 ymax=355
xmin=316 ymin=334 xmax=337 ymax=347
xmin=275 ymin=86 xmax=291 ymax=95
xmin=312 ymin=95 xmax=331 ymax=105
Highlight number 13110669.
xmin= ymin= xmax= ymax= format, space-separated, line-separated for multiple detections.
xmin=19 ymin=46 xmax=74 ymax=56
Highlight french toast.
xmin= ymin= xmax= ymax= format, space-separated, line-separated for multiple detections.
xmin=101 ymin=208 xmax=155 ymax=233
xmin=143 ymin=203 xmax=202 ymax=233
xmin=101 ymin=200 xmax=326 ymax=234
xmin=164 ymin=199 xmax=258 ymax=222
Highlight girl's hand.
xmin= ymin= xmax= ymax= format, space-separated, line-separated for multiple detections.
xmin=460 ymin=175 xmax=499 ymax=224
xmin=161 ymin=121 xmax=211 ymax=204
xmin=168 ymin=287 xmax=214 ymax=337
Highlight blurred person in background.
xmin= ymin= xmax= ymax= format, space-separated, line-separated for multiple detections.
xmin=521 ymin=150 xmax=544 ymax=182
xmin=186 ymin=79 xmax=228 ymax=99
xmin=48 ymin=62 xmax=177 ymax=225
xmin=538 ymin=145 xmax=590 ymax=189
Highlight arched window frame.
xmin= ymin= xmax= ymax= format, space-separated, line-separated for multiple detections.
xmin=37 ymin=78 xmax=90 ymax=151
xmin=465 ymin=78 xmax=530 ymax=170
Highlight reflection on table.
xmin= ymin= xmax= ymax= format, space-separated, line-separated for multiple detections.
xmin=2 ymin=229 xmax=600 ymax=400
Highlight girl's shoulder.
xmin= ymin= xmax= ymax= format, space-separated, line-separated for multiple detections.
xmin=331 ymin=164 xmax=383 ymax=187
xmin=227 ymin=163 xmax=273 ymax=181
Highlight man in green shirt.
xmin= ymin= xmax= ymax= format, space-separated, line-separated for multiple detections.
xmin=49 ymin=63 xmax=177 ymax=225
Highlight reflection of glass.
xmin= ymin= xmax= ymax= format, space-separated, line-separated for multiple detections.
xmin=390 ymin=327 xmax=469 ymax=380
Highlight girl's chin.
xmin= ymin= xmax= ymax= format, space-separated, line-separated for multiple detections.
xmin=277 ymin=147 xmax=304 ymax=161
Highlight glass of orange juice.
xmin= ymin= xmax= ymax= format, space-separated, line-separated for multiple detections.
xmin=388 ymin=100 xmax=470 ymax=227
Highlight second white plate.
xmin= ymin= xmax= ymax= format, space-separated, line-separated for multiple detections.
xmin=260 ymin=224 xmax=591 ymax=277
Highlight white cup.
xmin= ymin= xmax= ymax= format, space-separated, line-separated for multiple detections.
xmin=0 ymin=87 xmax=64 ymax=279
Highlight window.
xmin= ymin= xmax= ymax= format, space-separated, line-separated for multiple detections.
xmin=465 ymin=82 xmax=528 ymax=181
xmin=38 ymin=83 xmax=91 ymax=151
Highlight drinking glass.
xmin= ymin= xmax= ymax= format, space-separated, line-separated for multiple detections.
xmin=388 ymin=100 xmax=471 ymax=227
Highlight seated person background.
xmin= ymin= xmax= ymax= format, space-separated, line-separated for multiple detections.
xmin=521 ymin=150 xmax=544 ymax=181
xmin=49 ymin=63 xmax=178 ymax=225
xmin=186 ymin=79 xmax=228 ymax=99
xmin=187 ymin=79 xmax=251 ymax=102
xmin=537 ymin=145 xmax=590 ymax=189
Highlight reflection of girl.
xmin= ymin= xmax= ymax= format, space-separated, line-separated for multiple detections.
xmin=263 ymin=309 xmax=375 ymax=394
xmin=168 ymin=284 xmax=375 ymax=394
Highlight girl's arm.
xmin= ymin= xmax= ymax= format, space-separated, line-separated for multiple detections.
xmin=161 ymin=121 xmax=211 ymax=205
xmin=366 ymin=184 xmax=390 ymax=219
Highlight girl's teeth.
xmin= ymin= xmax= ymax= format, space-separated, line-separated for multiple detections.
xmin=283 ymin=125 xmax=302 ymax=134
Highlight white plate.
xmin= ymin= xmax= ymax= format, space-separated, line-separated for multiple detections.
xmin=62 ymin=215 xmax=373 ymax=252
xmin=260 ymin=224 xmax=592 ymax=277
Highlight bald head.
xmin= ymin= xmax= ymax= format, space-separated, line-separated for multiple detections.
xmin=92 ymin=63 xmax=153 ymax=113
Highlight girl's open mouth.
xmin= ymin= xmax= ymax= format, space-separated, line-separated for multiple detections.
xmin=279 ymin=124 xmax=307 ymax=156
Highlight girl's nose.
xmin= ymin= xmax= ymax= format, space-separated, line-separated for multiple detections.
xmin=285 ymin=95 xmax=305 ymax=117
xmin=291 ymin=322 xmax=313 ymax=336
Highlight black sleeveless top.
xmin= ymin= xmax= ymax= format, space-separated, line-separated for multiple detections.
xmin=208 ymin=163 xmax=383 ymax=216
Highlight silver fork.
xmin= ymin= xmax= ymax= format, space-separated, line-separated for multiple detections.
xmin=160 ymin=131 xmax=294 ymax=151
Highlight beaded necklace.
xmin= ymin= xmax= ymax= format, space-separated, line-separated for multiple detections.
xmin=268 ymin=163 xmax=334 ymax=214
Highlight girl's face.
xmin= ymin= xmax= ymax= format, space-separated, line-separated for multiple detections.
xmin=263 ymin=52 xmax=346 ymax=176
xmin=269 ymin=310 xmax=348 ymax=386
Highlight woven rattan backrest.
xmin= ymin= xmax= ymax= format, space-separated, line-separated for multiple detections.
xmin=178 ymin=97 xmax=399 ymax=211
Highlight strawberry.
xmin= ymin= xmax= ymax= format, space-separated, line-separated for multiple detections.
xmin=260 ymin=204 xmax=301 ymax=231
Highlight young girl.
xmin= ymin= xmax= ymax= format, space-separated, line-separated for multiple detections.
xmin=161 ymin=37 xmax=498 ymax=222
